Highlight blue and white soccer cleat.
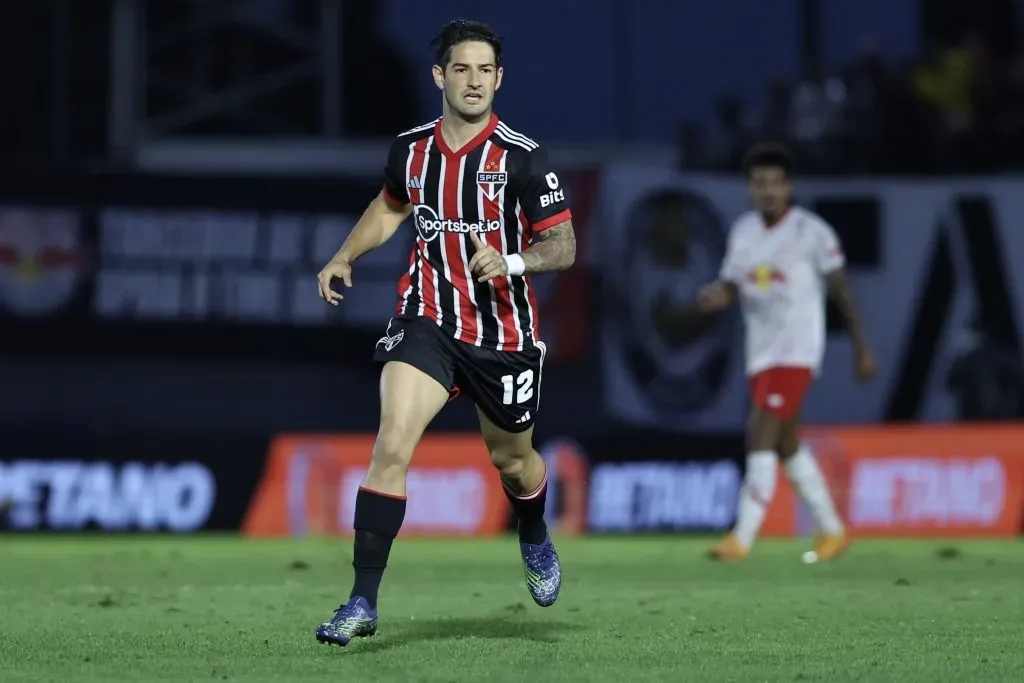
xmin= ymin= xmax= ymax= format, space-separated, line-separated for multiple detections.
xmin=315 ymin=596 xmax=378 ymax=646
xmin=519 ymin=535 xmax=561 ymax=607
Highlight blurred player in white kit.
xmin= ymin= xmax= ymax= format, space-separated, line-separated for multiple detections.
xmin=698 ymin=143 xmax=876 ymax=561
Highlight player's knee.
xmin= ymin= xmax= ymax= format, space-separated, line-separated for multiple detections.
xmin=488 ymin=445 xmax=533 ymax=477
xmin=370 ymin=425 xmax=417 ymax=477
xmin=748 ymin=410 xmax=785 ymax=452
xmin=777 ymin=425 xmax=800 ymax=459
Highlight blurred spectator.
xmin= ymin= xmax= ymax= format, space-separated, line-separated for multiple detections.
xmin=759 ymin=78 xmax=793 ymax=143
xmin=839 ymin=51 xmax=885 ymax=172
xmin=912 ymin=37 xmax=978 ymax=169
xmin=684 ymin=7 xmax=1024 ymax=176
xmin=788 ymin=74 xmax=847 ymax=172
xmin=704 ymin=95 xmax=757 ymax=171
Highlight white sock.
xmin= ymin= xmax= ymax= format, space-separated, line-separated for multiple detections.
xmin=733 ymin=450 xmax=778 ymax=549
xmin=785 ymin=444 xmax=844 ymax=536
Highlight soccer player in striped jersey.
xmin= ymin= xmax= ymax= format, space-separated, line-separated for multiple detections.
xmin=314 ymin=19 xmax=575 ymax=646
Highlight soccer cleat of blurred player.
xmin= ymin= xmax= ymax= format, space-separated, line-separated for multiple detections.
xmin=698 ymin=143 xmax=875 ymax=562
xmin=314 ymin=19 xmax=574 ymax=646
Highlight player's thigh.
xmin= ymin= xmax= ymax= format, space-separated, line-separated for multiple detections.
xmin=747 ymin=367 xmax=812 ymax=451
xmin=455 ymin=342 xmax=545 ymax=460
xmin=373 ymin=317 xmax=456 ymax=462
xmin=377 ymin=361 xmax=450 ymax=454
xmin=476 ymin=406 xmax=535 ymax=470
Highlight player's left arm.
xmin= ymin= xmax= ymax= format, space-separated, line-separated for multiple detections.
xmin=472 ymin=221 xmax=576 ymax=281
xmin=468 ymin=146 xmax=575 ymax=282
xmin=519 ymin=221 xmax=576 ymax=273
xmin=813 ymin=222 xmax=862 ymax=344
xmin=824 ymin=267 xmax=868 ymax=350
xmin=515 ymin=147 xmax=575 ymax=274
xmin=816 ymin=220 xmax=877 ymax=380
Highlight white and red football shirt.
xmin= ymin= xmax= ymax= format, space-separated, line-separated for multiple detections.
xmin=719 ymin=206 xmax=845 ymax=376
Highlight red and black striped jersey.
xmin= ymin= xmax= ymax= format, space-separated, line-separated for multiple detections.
xmin=381 ymin=113 xmax=572 ymax=352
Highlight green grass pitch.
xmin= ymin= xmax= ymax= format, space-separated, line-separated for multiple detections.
xmin=0 ymin=536 xmax=1021 ymax=682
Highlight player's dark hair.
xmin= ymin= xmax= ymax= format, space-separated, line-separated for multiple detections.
xmin=742 ymin=142 xmax=795 ymax=178
xmin=430 ymin=19 xmax=502 ymax=70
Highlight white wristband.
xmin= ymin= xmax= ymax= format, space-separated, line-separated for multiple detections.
xmin=504 ymin=254 xmax=526 ymax=276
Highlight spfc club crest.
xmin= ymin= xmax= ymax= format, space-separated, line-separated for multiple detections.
xmin=477 ymin=161 xmax=507 ymax=200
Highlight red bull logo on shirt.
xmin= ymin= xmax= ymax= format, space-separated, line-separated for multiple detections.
xmin=0 ymin=207 xmax=85 ymax=316
xmin=747 ymin=264 xmax=787 ymax=290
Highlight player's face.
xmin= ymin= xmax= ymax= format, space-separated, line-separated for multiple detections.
xmin=747 ymin=166 xmax=792 ymax=219
xmin=432 ymin=41 xmax=503 ymax=122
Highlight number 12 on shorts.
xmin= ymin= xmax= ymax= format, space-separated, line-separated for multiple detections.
xmin=501 ymin=369 xmax=535 ymax=405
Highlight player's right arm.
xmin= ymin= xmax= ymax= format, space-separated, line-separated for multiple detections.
xmin=317 ymin=141 xmax=414 ymax=305
xmin=653 ymin=224 xmax=738 ymax=339
xmin=697 ymin=280 xmax=739 ymax=311
xmin=698 ymin=227 xmax=742 ymax=312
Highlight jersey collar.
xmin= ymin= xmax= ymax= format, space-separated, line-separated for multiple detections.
xmin=433 ymin=113 xmax=499 ymax=158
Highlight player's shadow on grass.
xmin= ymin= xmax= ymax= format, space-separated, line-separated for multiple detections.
xmin=349 ymin=613 xmax=580 ymax=654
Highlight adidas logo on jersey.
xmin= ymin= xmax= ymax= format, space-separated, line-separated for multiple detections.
xmin=407 ymin=177 xmax=422 ymax=190
xmin=515 ymin=411 xmax=532 ymax=425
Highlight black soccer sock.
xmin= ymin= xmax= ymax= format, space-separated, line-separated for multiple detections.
xmin=502 ymin=471 xmax=549 ymax=545
xmin=350 ymin=487 xmax=406 ymax=609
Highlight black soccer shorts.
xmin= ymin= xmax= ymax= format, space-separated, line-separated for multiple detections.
xmin=372 ymin=316 xmax=545 ymax=433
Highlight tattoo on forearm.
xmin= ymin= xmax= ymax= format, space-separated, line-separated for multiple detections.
xmin=826 ymin=270 xmax=867 ymax=347
xmin=520 ymin=222 xmax=576 ymax=273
